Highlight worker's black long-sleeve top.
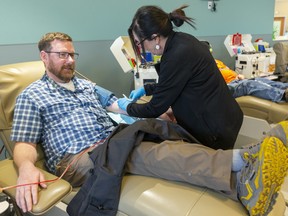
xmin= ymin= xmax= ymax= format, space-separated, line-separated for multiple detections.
xmin=127 ymin=31 xmax=243 ymax=150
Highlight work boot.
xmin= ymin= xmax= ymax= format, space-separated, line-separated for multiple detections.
xmin=237 ymin=136 xmax=288 ymax=216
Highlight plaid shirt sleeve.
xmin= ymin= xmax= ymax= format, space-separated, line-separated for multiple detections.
xmin=11 ymin=93 xmax=43 ymax=144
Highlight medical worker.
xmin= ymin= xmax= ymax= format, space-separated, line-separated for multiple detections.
xmin=118 ymin=5 xmax=243 ymax=150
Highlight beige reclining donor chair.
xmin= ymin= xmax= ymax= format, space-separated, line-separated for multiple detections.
xmin=0 ymin=61 xmax=286 ymax=216
xmin=236 ymin=96 xmax=288 ymax=124
xmin=235 ymin=41 xmax=288 ymax=124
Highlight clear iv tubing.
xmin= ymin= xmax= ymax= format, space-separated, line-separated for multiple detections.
xmin=0 ymin=140 xmax=104 ymax=193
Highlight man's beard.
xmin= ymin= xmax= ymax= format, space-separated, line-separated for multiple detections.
xmin=48 ymin=63 xmax=75 ymax=83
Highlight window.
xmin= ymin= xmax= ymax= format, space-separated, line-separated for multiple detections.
xmin=273 ymin=0 xmax=288 ymax=40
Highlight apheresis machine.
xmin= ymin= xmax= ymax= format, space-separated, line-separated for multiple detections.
xmin=224 ymin=34 xmax=276 ymax=79
xmin=110 ymin=36 xmax=159 ymax=90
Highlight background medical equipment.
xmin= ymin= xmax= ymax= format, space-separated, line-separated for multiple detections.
xmin=110 ymin=36 xmax=159 ymax=90
xmin=235 ymin=53 xmax=272 ymax=78
xmin=224 ymin=34 xmax=276 ymax=79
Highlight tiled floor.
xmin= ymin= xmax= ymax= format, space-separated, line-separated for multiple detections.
xmin=28 ymin=202 xmax=68 ymax=216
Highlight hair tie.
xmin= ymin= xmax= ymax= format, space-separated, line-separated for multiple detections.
xmin=168 ymin=13 xmax=174 ymax=21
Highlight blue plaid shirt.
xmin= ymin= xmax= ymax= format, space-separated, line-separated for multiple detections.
xmin=11 ymin=73 xmax=117 ymax=173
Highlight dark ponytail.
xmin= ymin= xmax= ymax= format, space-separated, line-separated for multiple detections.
xmin=129 ymin=5 xmax=196 ymax=60
xmin=169 ymin=5 xmax=196 ymax=29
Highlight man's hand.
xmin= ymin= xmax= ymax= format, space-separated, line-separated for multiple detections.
xmin=13 ymin=142 xmax=47 ymax=213
xmin=16 ymin=161 xmax=47 ymax=213
xmin=159 ymin=108 xmax=177 ymax=123
xmin=236 ymin=74 xmax=245 ymax=80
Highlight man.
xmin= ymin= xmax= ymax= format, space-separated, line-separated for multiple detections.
xmin=11 ymin=32 xmax=288 ymax=216
xmin=217 ymin=59 xmax=288 ymax=103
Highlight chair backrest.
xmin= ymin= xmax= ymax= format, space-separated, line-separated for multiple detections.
xmin=0 ymin=61 xmax=45 ymax=157
xmin=273 ymin=41 xmax=288 ymax=77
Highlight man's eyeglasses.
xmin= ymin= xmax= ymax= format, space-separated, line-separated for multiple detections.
xmin=45 ymin=51 xmax=79 ymax=60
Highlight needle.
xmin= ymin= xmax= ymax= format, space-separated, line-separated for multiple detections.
xmin=122 ymin=94 xmax=133 ymax=101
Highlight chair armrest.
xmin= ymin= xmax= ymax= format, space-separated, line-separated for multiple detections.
xmin=0 ymin=159 xmax=72 ymax=215
xmin=236 ymin=96 xmax=288 ymax=123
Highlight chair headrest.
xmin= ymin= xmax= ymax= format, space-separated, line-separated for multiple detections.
xmin=273 ymin=42 xmax=288 ymax=75
xmin=0 ymin=61 xmax=45 ymax=129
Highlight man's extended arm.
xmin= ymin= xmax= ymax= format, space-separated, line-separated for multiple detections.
xmin=106 ymin=100 xmax=127 ymax=114
xmin=13 ymin=142 xmax=47 ymax=213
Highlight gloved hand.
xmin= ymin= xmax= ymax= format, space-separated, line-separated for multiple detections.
xmin=129 ymin=87 xmax=145 ymax=101
xmin=117 ymin=98 xmax=132 ymax=111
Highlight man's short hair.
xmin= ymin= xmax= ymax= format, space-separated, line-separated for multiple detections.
xmin=38 ymin=32 xmax=73 ymax=52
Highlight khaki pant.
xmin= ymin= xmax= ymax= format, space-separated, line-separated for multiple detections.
xmin=56 ymin=140 xmax=237 ymax=200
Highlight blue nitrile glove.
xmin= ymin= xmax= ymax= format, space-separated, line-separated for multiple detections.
xmin=129 ymin=86 xmax=145 ymax=101
xmin=117 ymin=98 xmax=132 ymax=111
